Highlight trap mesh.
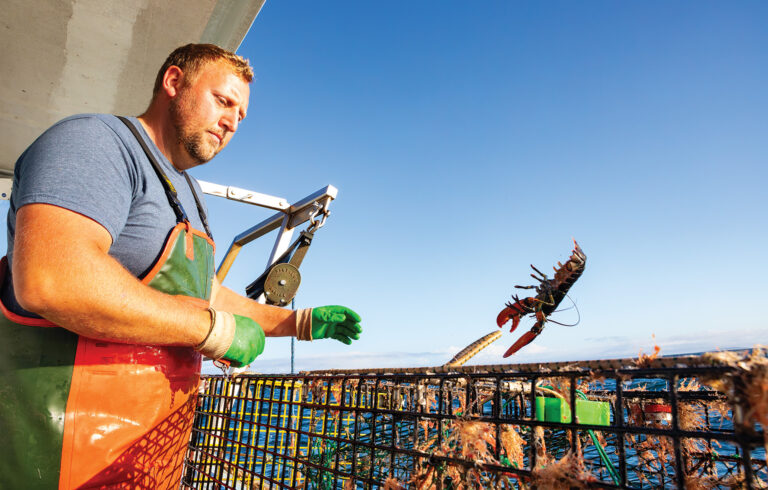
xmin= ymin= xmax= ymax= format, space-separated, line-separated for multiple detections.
xmin=182 ymin=354 xmax=767 ymax=489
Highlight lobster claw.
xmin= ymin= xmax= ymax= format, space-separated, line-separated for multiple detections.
xmin=496 ymin=305 xmax=522 ymax=332
xmin=496 ymin=297 xmax=536 ymax=332
xmin=503 ymin=329 xmax=540 ymax=358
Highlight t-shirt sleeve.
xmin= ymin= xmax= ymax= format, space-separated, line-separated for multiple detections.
xmin=13 ymin=116 xmax=135 ymax=243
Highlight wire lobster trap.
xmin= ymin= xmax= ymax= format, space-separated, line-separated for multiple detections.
xmin=182 ymin=350 xmax=767 ymax=489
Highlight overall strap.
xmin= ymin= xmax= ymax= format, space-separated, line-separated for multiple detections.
xmin=116 ymin=116 xmax=213 ymax=238
xmin=183 ymin=172 xmax=213 ymax=240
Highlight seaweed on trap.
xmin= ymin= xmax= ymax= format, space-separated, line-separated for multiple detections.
xmin=183 ymin=347 xmax=767 ymax=489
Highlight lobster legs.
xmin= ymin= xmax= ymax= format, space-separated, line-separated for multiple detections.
xmin=496 ymin=240 xmax=587 ymax=358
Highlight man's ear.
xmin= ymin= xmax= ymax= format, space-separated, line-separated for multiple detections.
xmin=160 ymin=65 xmax=184 ymax=98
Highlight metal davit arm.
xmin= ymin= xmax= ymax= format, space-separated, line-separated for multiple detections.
xmin=197 ymin=181 xmax=338 ymax=302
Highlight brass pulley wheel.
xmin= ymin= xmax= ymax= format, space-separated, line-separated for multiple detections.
xmin=245 ymin=224 xmax=317 ymax=304
xmin=263 ymin=263 xmax=301 ymax=306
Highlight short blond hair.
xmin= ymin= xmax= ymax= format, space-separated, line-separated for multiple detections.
xmin=152 ymin=43 xmax=253 ymax=95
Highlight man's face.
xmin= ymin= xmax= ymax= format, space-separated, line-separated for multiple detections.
xmin=169 ymin=61 xmax=250 ymax=167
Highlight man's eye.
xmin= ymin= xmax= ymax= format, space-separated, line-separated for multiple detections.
xmin=217 ymin=96 xmax=228 ymax=106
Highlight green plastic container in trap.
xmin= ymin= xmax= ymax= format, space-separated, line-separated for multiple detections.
xmin=535 ymin=396 xmax=611 ymax=426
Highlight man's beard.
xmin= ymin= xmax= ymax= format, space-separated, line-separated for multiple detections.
xmin=169 ymin=95 xmax=218 ymax=165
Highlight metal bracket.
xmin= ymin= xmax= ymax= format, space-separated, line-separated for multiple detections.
xmin=197 ymin=180 xmax=289 ymax=211
xmin=200 ymin=182 xmax=338 ymax=303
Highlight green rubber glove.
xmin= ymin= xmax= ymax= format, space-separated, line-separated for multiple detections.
xmin=223 ymin=314 xmax=266 ymax=367
xmin=310 ymin=305 xmax=362 ymax=344
xmin=196 ymin=309 xmax=265 ymax=368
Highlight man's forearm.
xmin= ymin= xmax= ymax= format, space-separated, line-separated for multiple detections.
xmin=210 ymin=279 xmax=297 ymax=337
xmin=16 ymin=249 xmax=211 ymax=346
xmin=13 ymin=204 xmax=211 ymax=346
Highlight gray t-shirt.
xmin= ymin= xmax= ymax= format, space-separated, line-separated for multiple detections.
xmin=7 ymin=114 xmax=209 ymax=280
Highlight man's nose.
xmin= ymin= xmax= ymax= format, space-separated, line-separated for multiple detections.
xmin=220 ymin=108 xmax=239 ymax=133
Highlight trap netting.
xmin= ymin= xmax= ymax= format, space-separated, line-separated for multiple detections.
xmin=182 ymin=350 xmax=767 ymax=489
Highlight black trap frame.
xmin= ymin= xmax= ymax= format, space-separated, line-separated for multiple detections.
xmin=182 ymin=352 xmax=767 ymax=489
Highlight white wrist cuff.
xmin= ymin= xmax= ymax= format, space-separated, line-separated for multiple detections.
xmin=296 ymin=308 xmax=313 ymax=341
xmin=196 ymin=308 xmax=236 ymax=359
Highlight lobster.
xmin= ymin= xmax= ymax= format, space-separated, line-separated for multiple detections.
xmin=497 ymin=240 xmax=586 ymax=357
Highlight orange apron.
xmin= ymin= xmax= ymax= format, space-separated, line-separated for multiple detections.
xmin=59 ymin=221 xmax=214 ymax=488
xmin=0 ymin=116 xmax=215 ymax=489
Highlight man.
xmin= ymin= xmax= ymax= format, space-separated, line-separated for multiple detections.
xmin=0 ymin=44 xmax=361 ymax=489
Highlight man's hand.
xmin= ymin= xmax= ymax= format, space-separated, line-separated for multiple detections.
xmin=196 ymin=309 xmax=265 ymax=367
xmin=296 ymin=305 xmax=362 ymax=344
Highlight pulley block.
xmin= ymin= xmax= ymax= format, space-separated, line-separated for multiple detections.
xmin=262 ymin=263 xmax=301 ymax=306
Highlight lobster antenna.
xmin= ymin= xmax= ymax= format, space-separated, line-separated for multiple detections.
xmin=553 ymin=304 xmax=576 ymax=313
xmin=548 ymin=294 xmax=581 ymax=327
xmin=548 ymin=318 xmax=578 ymax=327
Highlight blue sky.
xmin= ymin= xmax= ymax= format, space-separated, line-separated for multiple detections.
xmin=6 ymin=2 xmax=767 ymax=373
xmin=189 ymin=1 xmax=767 ymax=372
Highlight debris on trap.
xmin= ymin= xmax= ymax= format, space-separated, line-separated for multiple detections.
xmin=183 ymin=348 xmax=767 ymax=489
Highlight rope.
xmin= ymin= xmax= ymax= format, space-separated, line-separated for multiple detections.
xmin=444 ymin=331 xmax=502 ymax=367
xmin=291 ymin=298 xmax=295 ymax=374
